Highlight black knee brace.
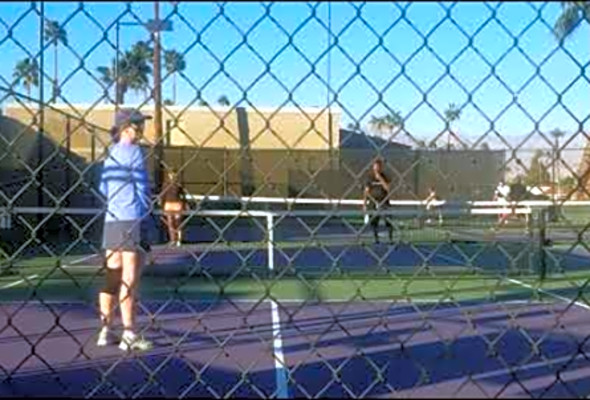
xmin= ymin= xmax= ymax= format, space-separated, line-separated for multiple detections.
xmin=101 ymin=267 xmax=122 ymax=295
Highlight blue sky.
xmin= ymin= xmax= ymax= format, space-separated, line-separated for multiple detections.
xmin=0 ymin=1 xmax=589 ymax=159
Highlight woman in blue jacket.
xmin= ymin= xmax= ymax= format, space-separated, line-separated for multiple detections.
xmin=96 ymin=109 xmax=153 ymax=352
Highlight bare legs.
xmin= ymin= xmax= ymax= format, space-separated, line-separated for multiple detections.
xmin=165 ymin=213 xmax=182 ymax=244
xmin=98 ymin=249 xmax=143 ymax=343
xmin=99 ymin=250 xmax=120 ymax=330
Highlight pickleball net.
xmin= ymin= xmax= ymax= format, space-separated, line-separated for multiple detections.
xmin=5 ymin=196 xmax=590 ymax=308
xmin=0 ymin=198 xmax=551 ymax=281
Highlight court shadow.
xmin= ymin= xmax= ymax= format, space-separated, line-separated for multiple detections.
xmin=282 ymin=327 xmax=589 ymax=397
xmin=275 ymin=300 xmax=590 ymax=398
xmin=1 ymin=298 xmax=589 ymax=397
xmin=0 ymin=353 xmax=277 ymax=398
xmin=525 ymin=372 xmax=590 ymax=398
xmin=0 ymin=297 xmax=280 ymax=397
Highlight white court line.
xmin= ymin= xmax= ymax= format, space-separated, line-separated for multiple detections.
xmin=270 ymin=299 xmax=289 ymax=399
xmin=266 ymin=212 xmax=290 ymax=398
xmin=504 ymin=277 xmax=590 ymax=311
xmin=423 ymin=245 xmax=590 ymax=311
xmin=471 ymin=352 xmax=589 ymax=381
xmin=0 ymin=274 xmax=39 ymax=290
xmin=65 ymin=253 xmax=99 ymax=267
xmin=0 ymin=252 xmax=99 ymax=293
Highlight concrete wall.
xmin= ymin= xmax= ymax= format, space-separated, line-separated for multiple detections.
xmin=3 ymin=104 xmax=341 ymax=155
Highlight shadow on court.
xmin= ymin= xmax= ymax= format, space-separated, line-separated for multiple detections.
xmin=1 ymin=299 xmax=590 ymax=397
xmin=0 ymin=300 xmax=278 ymax=397
xmin=277 ymin=301 xmax=590 ymax=398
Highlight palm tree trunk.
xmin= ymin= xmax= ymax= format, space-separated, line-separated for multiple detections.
xmin=116 ymin=80 xmax=125 ymax=105
xmin=53 ymin=44 xmax=58 ymax=103
xmin=447 ymin=124 xmax=451 ymax=150
xmin=173 ymin=72 xmax=177 ymax=105
xmin=115 ymin=81 xmax=121 ymax=105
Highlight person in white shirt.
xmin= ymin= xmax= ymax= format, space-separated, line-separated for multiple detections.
xmin=424 ymin=186 xmax=442 ymax=225
xmin=494 ymin=180 xmax=511 ymax=225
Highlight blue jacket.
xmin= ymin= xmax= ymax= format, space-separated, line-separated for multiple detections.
xmin=99 ymin=143 xmax=151 ymax=222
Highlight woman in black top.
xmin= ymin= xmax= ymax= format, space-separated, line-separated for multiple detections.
xmin=363 ymin=158 xmax=393 ymax=244
xmin=161 ymin=170 xmax=185 ymax=246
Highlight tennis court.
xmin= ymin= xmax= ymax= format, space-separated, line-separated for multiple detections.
xmin=2 ymin=298 xmax=590 ymax=397
xmin=2 ymin=2 xmax=590 ymax=396
xmin=2 ymin=201 xmax=590 ymax=397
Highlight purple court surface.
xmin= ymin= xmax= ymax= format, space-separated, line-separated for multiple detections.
xmin=1 ymin=299 xmax=590 ymax=397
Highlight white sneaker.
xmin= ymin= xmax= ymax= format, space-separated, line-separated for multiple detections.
xmin=119 ymin=331 xmax=153 ymax=352
xmin=96 ymin=327 xmax=113 ymax=347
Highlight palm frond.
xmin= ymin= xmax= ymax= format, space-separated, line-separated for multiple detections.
xmin=44 ymin=19 xmax=68 ymax=46
xmin=164 ymin=49 xmax=186 ymax=73
xmin=553 ymin=4 xmax=583 ymax=40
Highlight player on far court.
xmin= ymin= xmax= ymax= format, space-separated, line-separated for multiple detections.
xmin=96 ymin=108 xmax=153 ymax=352
xmin=363 ymin=158 xmax=394 ymax=244
xmin=494 ymin=179 xmax=511 ymax=225
xmin=424 ymin=186 xmax=442 ymax=225
xmin=161 ymin=169 xmax=186 ymax=246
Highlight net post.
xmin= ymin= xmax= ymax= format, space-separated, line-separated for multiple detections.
xmin=538 ymin=207 xmax=547 ymax=281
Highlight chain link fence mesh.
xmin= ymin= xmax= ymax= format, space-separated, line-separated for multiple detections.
xmin=1 ymin=1 xmax=590 ymax=398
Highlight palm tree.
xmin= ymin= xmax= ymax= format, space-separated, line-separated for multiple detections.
xmin=384 ymin=111 xmax=403 ymax=130
xmin=130 ymin=40 xmax=153 ymax=61
xmin=96 ymin=41 xmax=153 ymax=105
xmin=444 ymin=103 xmax=461 ymax=150
xmin=198 ymin=99 xmax=209 ymax=107
xmin=347 ymin=122 xmax=361 ymax=131
xmin=369 ymin=115 xmax=386 ymax=133
xmin=96 ymin=63 xmax=115 ymax=104
xmin=369 ymin=111 xmax=403 ymax=138
xmin=129 ymin=41 xmax=153 ymax=101
xmin=164 ymin=50 xmax=186 ymax=105
xmin=44 ymin=19 xmax=68 ymax=103
xmin=553 ymin=2 xmax=590 ymax=40
xmin=526 ymin=149 xmax=551 ymax=186
xmin=13 ymin=58 xmax=39 ymax=99
xmin=217 ymin=95 xmax=230 ymax=107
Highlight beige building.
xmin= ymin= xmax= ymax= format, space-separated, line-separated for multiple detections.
xmin=0 ymin=102 xmax=515 ymax=201
xmin=0 ymin=103 xmax=342 ymax=199
xmin=2 ymin=103 xmax=341 ymax=162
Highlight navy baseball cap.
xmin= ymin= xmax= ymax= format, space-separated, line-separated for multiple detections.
xmin=112 ymin=108 xmax=152 ymax=131
xmin=110 ymin=108 xmax=152 ymax=141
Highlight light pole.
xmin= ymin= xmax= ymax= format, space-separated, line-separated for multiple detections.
xmin=114 ymin=10 xmax=172 ymax=192
xmin=152 ymin=1 xmax=164 ymax=197
xmin=555 ymin=134 xmax=561 ymax=200
xmin=550 ymin=129 xmax=565 ymax=202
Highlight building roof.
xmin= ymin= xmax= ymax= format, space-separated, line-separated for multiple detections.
xmin=339 ymin=128 xmax=411 ymax=150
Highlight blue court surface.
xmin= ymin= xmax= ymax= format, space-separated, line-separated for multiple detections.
xmin=1 ymin=298 xmax=590 ymax=398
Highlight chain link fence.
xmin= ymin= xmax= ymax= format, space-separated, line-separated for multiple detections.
xmin=1 ymin=1 xmax=590 ymax=398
